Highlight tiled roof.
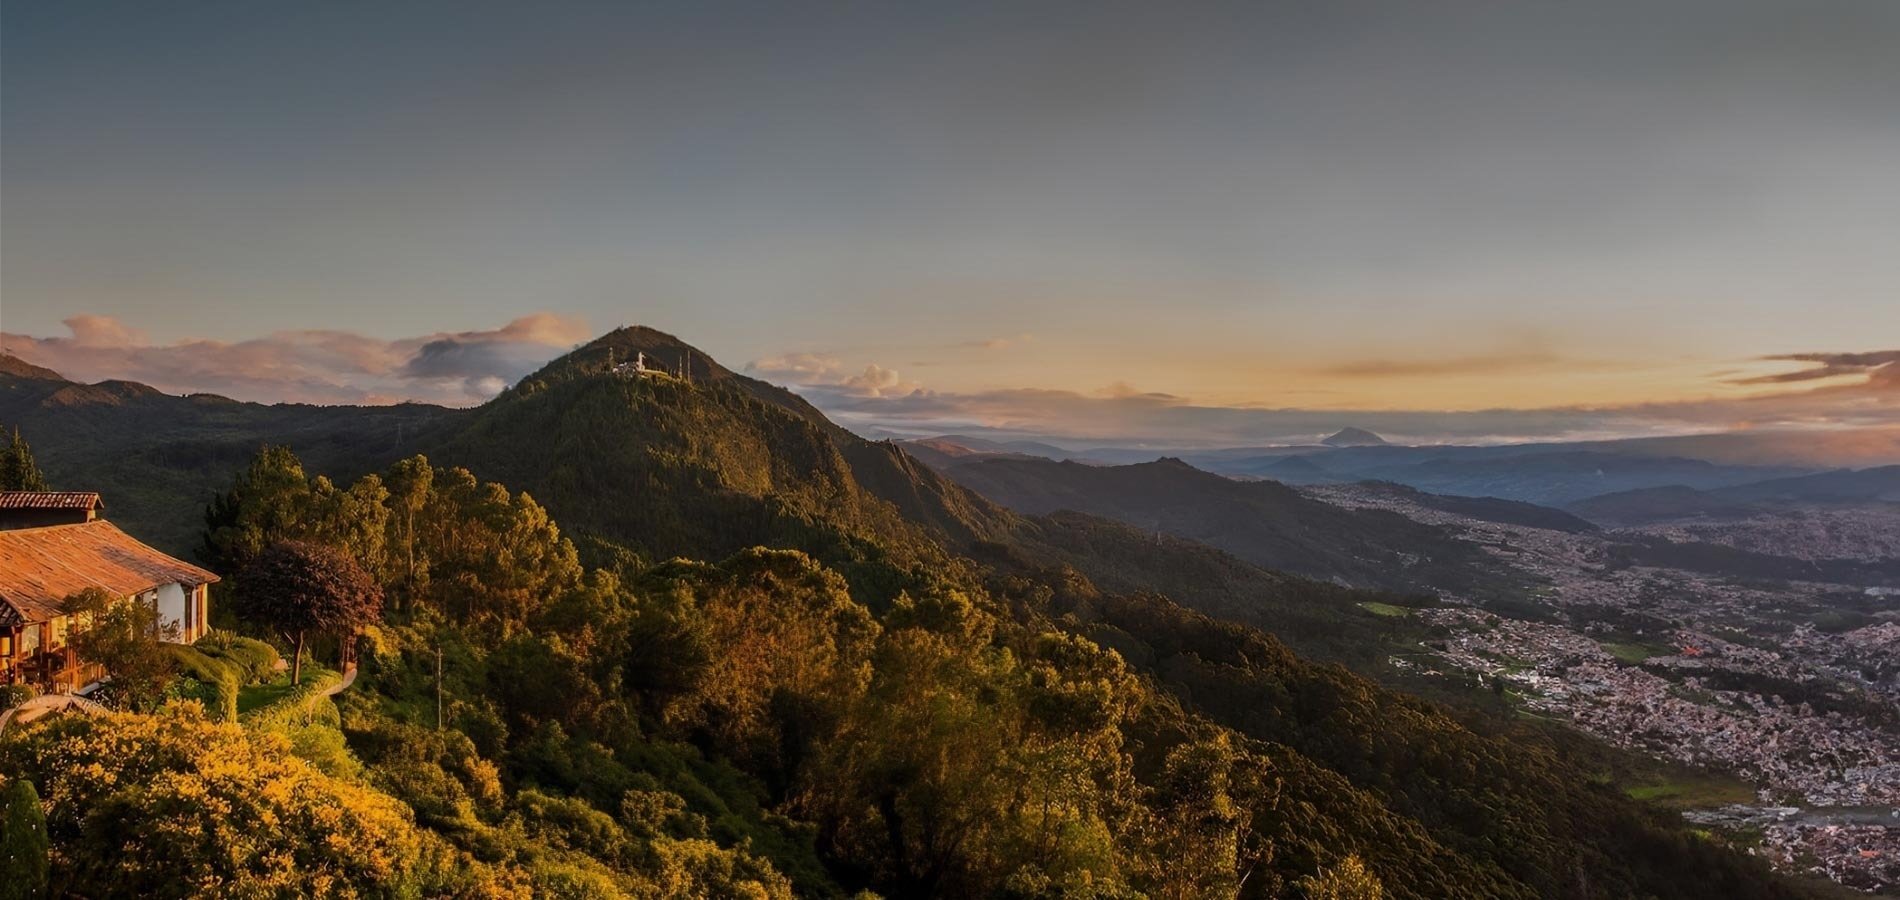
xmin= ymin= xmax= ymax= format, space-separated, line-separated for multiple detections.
xmin=0 ymin=521 xmax=218 ymax=626
xmin=0 ymin=491 xmax=102 ymax=511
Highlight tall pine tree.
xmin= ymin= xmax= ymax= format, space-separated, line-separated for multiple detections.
xmin=0 ymin=428 xmax=49 ymax=492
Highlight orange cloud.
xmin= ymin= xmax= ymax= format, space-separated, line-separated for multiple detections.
xmin=0 ymin=313 xmax=589 ymax=406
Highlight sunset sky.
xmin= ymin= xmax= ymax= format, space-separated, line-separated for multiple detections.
xmin=3 ymin=1 xmax=1896 ymax=445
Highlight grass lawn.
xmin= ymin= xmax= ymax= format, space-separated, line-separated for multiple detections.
xmin=236 ymin=667 xmax=339 ymax=715
xmin=1599 ymin=640 xmax=1671 ymax=665
xmin=1358 ymin=601 xmax=1413 ymax=618
xmin=1623 ymin=772 xmax=1758 ymax=810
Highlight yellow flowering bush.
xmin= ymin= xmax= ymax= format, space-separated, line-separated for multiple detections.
xmin=0 ymin=704 xmax=428 ymax=898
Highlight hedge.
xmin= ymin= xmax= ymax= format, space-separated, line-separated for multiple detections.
xmin=240 ymin=669 xmax=344 ymax=732
xmin=192 ymin=632 xmax=282 ymax=683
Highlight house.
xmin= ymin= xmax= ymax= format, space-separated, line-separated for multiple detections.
xmin=0 ymin=491 xmax=103 ymax=530
xmin=0 ymin=508 xmax=217 ymax=689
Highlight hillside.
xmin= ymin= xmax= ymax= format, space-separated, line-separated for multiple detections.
xmin=1713 ymin=465 xmax=1900 ymax=504
xmin=3 ymin=327 xmax=1833 ymax=897
xmin=423 ymin=328 xmax=1018 ymax=573
xmin=1347 ymin=480 xmax=1600 ymax=533
xmin=0 ymin=355 xmax=456 ymax=554
xmin=937 ymin=455 xmax=1517 ymax=599
xmin=1567 ymin=485 xmax=1763 ymax=526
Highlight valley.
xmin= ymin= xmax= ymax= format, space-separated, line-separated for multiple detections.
xmin=1305 ymin=481 xmax=1900 ymax=892
xmin=2 ymin=338 xmax=1893 ymax=896
xmin=901 ymin=429 xmax=1900 ymax=892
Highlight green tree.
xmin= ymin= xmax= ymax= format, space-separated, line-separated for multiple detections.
xmin=1298 ymin=855 xmax=1384 ymax=900
xmin=306 ymin=473 xmax=392 ymax=577
xmin=233 ymin=541 xmax=384 ymax=684
xmin=201 ymin=445 xmax=313 ymax=571
xmin=0 ymin=779 xmax=48 ymax=900
xmin=61 ymin=587 xmax=178 ymax=712
xmin=0 ymin=428 xmax=49 ymax=492
xmin=382 ymin=456 xmax=435 ymax=602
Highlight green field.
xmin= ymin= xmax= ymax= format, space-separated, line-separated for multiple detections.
xmin=1358 ymin=601 xmax=1413 ymax=618
xmin=236 ymin=667 xmax=339 ymax=715
xmin=1600 ymin=640 xmax=1672 ymax=665
xmin=1623 ymin=773 xmax=1758 ymax=810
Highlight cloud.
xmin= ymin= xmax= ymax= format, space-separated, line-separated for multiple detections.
xmin=1731 ymin=350 xmax=1900 ymax=385
xmin=746 ymin=353 xmax=846 ymax=383
xmin=746 ymin=353 xmax=920 ymax=398
xmin=1317 ymin=352 xmax=1572 ymax=379
xmin=0 ymin=313 xmax=588 ymax=406
xmin=790 ymin=348 xmax=1900 ymax=448
xmin=961 ymin=334 xmax=1035 ymax=351
xmin=62 ymin=314 xmax=150 ymax=348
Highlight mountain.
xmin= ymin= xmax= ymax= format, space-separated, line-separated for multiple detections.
xmin=0 ymin=335 xmax=1824 ymax=898
xmin=934 ymin=434 xmax=1076 ymax=458
xmin=1252 ymin=453 xmax=1338 ymax=485
xmin=1348 ymin=480 xmax=1601 ymax=534
xmin=1326 ymin=450 xmax=1807 ymax=506
xmin=0 ymin=353 xmax=66 ymax=382
xmin=0 ymin=355 xmax=454 ymax=554
xmin=1712 ymin=465 xmax=1900 ymax=504
xmin=1567 ymin=485 xmax=1764 ymax=526
xmin=1564 ymin=465 xmax=1900 ymax=527
xmin=1323 ymin=426 xmax=1388 ymax=447
xmin=935 ymin=455 xmax=1517 ymax=599
xmin=426 ymin=327 xmax=1019 ymax=570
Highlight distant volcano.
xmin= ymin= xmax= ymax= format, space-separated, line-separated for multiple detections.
xmin=1322 ymin=427 xmax=1388 ymax=447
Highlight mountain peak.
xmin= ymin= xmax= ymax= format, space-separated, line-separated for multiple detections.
xmin=1323 ymin=427 xmax=1387 ymax=447
xmin=526 ymin=325 xmax=737 ymax=384
xmin=0 ymin=354 xmax=67 ymax=382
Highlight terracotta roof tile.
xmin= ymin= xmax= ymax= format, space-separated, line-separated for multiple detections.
xmin=0 ymin=491 xmax=102 ymax=511
xmin=0 ymin=521 xmax=218 ymax=626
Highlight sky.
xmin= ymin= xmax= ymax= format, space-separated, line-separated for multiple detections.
xmin=2 ymin=1 xmax=1896 ymax=446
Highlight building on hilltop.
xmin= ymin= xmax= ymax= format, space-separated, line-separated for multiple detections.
xmin=0 ymin=494 xmax=217 ymax=690
xmin=0 ymin=491 xmax=103 ymax=530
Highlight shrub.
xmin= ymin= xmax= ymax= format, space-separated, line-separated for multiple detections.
xmin=0 ymin=684 xmax=38 ymax=713
xmin=193 ymin=631 xmax=282 ymax=684
xmin=167 ymin=676 xmax=238 ymax=722
xmin=165 ymin=644 xmax=241 ymax=688
xmin=0 ymin=705 xmax=429 ymax=897
xmin=241 ymin=668 xmax=344 ymax=732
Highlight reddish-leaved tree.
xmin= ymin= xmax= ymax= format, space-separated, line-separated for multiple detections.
xmin=233 ymin=541 xmax=383 ymax=684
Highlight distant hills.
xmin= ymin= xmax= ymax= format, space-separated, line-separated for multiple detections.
xmin=1564 ymin=466 xmax=1900 ymax=527
xmin=0 ymin=335 xmax=1843 ymax=898
xmin=896 ymin=428 xmax=1889 ymax=507
xmin=935 ymin=455 xmax=1517 ymax=598
xmin=0 ymin=354 xmax=452 ymax=553
xmin=1323 ymin=426 xmax=1388 ymax=447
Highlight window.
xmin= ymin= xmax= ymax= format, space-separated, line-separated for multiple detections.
xmin=18 ymin=626 xmax=38 ymax=656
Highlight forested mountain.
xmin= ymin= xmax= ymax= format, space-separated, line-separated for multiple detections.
xmin=932 ymin=455 xmax=1515 ymax=599
xmin=0 ymin=331 xmax=1829 ymax=898
xmin=0 ymin=354 xmax=452 ymax=552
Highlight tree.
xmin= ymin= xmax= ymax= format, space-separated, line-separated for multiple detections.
xmin=0 ymin=779 xmax=48 ymax=900
xmin=233 ymin=541 xmax=383 ymax=684
xmin=201 ymin=446 xmax=313 ymax=572
xmin=1298 ymin=855 xmax=1384 ymax=900
xmin=0 ymin=428 xmax=48 ymax=492
xmin=382 ymin=455 xmax=435 ymax=603
xmin=61 ymin=587 xmax=178 ymax=712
